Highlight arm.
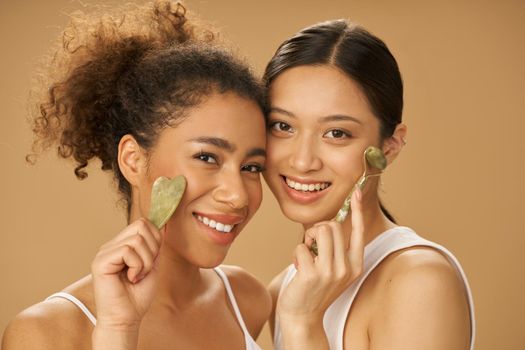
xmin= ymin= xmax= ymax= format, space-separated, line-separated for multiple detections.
xmin=277 ymin=189 xmax=365 ymax=350
xmin=367 ymin=248 xmax=471 ymax=350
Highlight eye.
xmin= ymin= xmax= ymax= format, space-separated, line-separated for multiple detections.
xmin=324 ymin=129 xmax=351 ymax=139
xmin=269 ymin=121 xmax=294 ymax=133
xmin=241 ymin=163 xmax=266 ymax=173
xmin=194 ymin=152 xmax=218 ymax=165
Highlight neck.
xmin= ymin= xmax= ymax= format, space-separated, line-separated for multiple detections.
xmin=152 ymin=243 xmax=207 ymax=312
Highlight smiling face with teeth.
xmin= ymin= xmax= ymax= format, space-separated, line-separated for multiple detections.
xmin=127 ymin=92 xmax=266 ymax=267
xmin=264 ymin=65 xmax=385 ymax=226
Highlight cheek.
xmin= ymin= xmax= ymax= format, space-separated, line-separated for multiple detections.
xmin=322 ymin=146 xmax=365 ymax=178
xmin=266 ymin=137 xmax=289 ymax=171
xmin=247 ymin=179 xmax=263 ymax=211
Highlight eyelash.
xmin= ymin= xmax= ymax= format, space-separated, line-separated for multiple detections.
xmin=269 ymin=121 xmax=294 ymax=133
xmin=194 ymin=151 xmax=218 ymax=164
xmin=242 ymin=164 xmax=266 ymax=173
xmin=324 ymin=129 xmax=352 ymax=139
xmin=194 ymin=151 xmax=265 ymax=173
xmin=270 ymin=121 xmax=352 ymax=140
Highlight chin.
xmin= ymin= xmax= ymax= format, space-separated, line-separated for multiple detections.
xmin=192 ymin=249 xmax=229 ymax=269
xmin=280 ymin=202 xmax=335 ymax=226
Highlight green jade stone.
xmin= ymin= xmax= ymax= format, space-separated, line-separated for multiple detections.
xmin=148 ymin=175 xmax=186 ymax=229
xmin=364 ymin=146 xmax=387 ymax=170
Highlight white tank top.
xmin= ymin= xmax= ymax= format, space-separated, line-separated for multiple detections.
xmin=46 ymin=267 xmax=261 ymax=350
xmin=274 ymin=226 xmax=476 ymax=350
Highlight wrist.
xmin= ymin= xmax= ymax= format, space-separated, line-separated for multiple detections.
xmin=278 ymin=309 xmax=324 ymax=330
xmin=279 ymin=316 xmax=329 ymax=350
xmin=92 ymin=324 xmax=140 ymax=350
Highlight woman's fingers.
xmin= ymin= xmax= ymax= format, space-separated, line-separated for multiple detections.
xmin=123 ymin=234 xmax=156 ymax=281
xmin=326 ymin=221 xmax=348 ymax=272
xmin=93 ymin=221 xmax=161 ymax=283
xmin=315 ymin=225 xmax=335 ymax=268
xmin=94 ymin=244 xmax=144 ymax=283
xmin=294 ymin=244 xmax=316 ymax=276
xmin=112 ymin=219 xmax=162 ymax=255
xmin=349 ymin=188 xmax=364 ymax=275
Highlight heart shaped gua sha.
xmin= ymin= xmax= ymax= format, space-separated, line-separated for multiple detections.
xmin=309 ymin=146 xmax=387 ymax=256
xmin=148 ymin=176 xmax=186 ymax=229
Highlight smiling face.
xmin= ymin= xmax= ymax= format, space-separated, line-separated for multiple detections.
xmin=132 ymin=92 xmax=266 ymax=267
xmin=264 ymin=65 xmax=384 ymax=226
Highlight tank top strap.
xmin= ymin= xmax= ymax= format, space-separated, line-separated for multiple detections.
xmin=324 ymin=226 xmax=475 ymax=350
xmin=45 ymin=292 xmax=97 ymax=326
xmin=214 ymin=267 xmax=262 ymax=350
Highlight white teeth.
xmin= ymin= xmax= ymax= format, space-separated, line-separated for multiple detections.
xmin=285 ymin=177 xmax=330 ymax=192
xmin=196 ymin=215 xmax=235 ymax=233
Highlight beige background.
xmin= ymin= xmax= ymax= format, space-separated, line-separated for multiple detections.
xmin=1 ymin=0 xmax=524 ymax=349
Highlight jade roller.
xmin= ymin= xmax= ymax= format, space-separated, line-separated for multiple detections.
xmin=310 ymin=146 xmax=387 ymax=255
xmin=148 ymin=175 xmax=186 ymax=229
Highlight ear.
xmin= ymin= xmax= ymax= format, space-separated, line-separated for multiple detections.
xmin=382 ymin=123 xmax=407 ymax=165
xmin=117 ymin=134 xmax=147 ymax=186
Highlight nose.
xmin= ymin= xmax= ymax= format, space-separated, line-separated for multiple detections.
xmin=212 ymin=171 xmax=249 ymax=210
xmin=289 ymin=134 xmax=322 ymax=173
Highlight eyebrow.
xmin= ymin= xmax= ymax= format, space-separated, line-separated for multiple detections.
xmin=188 ymin=136 xmax=266 ymax=158
xmin=247 ymin=148 xmax=267 ymax=158
xmin=270 ymin=107 xmax=296 ymax=118
xmin=270 ymin=106 xmax=362 ymax=124
xmin=319 ymin=115 xmax=362 ymax=124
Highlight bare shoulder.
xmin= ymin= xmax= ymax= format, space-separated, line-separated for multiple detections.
xmin=219 ymin=265 xmax=272 ymax=339
xmin=381 ymin=246 xmax=467 ymax=292
xmin=369 ymin=247 xmax=471 ymax=350
xmin=2 ymin=276 xmax=94 ymax=350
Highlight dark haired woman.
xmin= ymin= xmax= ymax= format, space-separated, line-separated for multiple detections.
xmin=263 ymin=20 xmax=475 ymax=350
xmin=2 ymin=1 xmax=271 ymax=349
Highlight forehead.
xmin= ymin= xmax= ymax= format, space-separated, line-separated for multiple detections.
xmin=269 ymin=65 xmax=375 ymax=122
xmin=164 ymin=92 xmax=266 ymax=147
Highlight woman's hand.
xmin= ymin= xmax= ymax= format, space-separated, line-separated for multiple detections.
xmin=91 ymin=218 xmax=163 ymax=349
xmin=277 ymin=189 xmax=365 ymax=349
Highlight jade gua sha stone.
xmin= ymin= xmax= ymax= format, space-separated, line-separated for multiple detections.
xmin=310 ymin=146 xmax=387 ymax=255
xmin=148 ymin=176 xmax=186 ymax=229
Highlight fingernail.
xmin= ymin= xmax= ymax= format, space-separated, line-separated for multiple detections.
xmin=355 ymin=188 xmax=362 ymax=201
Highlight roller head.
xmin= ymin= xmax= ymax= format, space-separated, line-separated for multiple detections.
xmin=364 ymin=146 xmax=387 ymax=170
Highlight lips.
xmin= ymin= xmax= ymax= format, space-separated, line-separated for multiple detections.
xmin=195 ymin=214 xmax=235 ymax=233
xmin=284 ymin=176 xmax=331 ymax=192
xmin=280 ymin=175 xmax=331 ymax=204
xmin=192 ymin=211 xmax=245 ymax=246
